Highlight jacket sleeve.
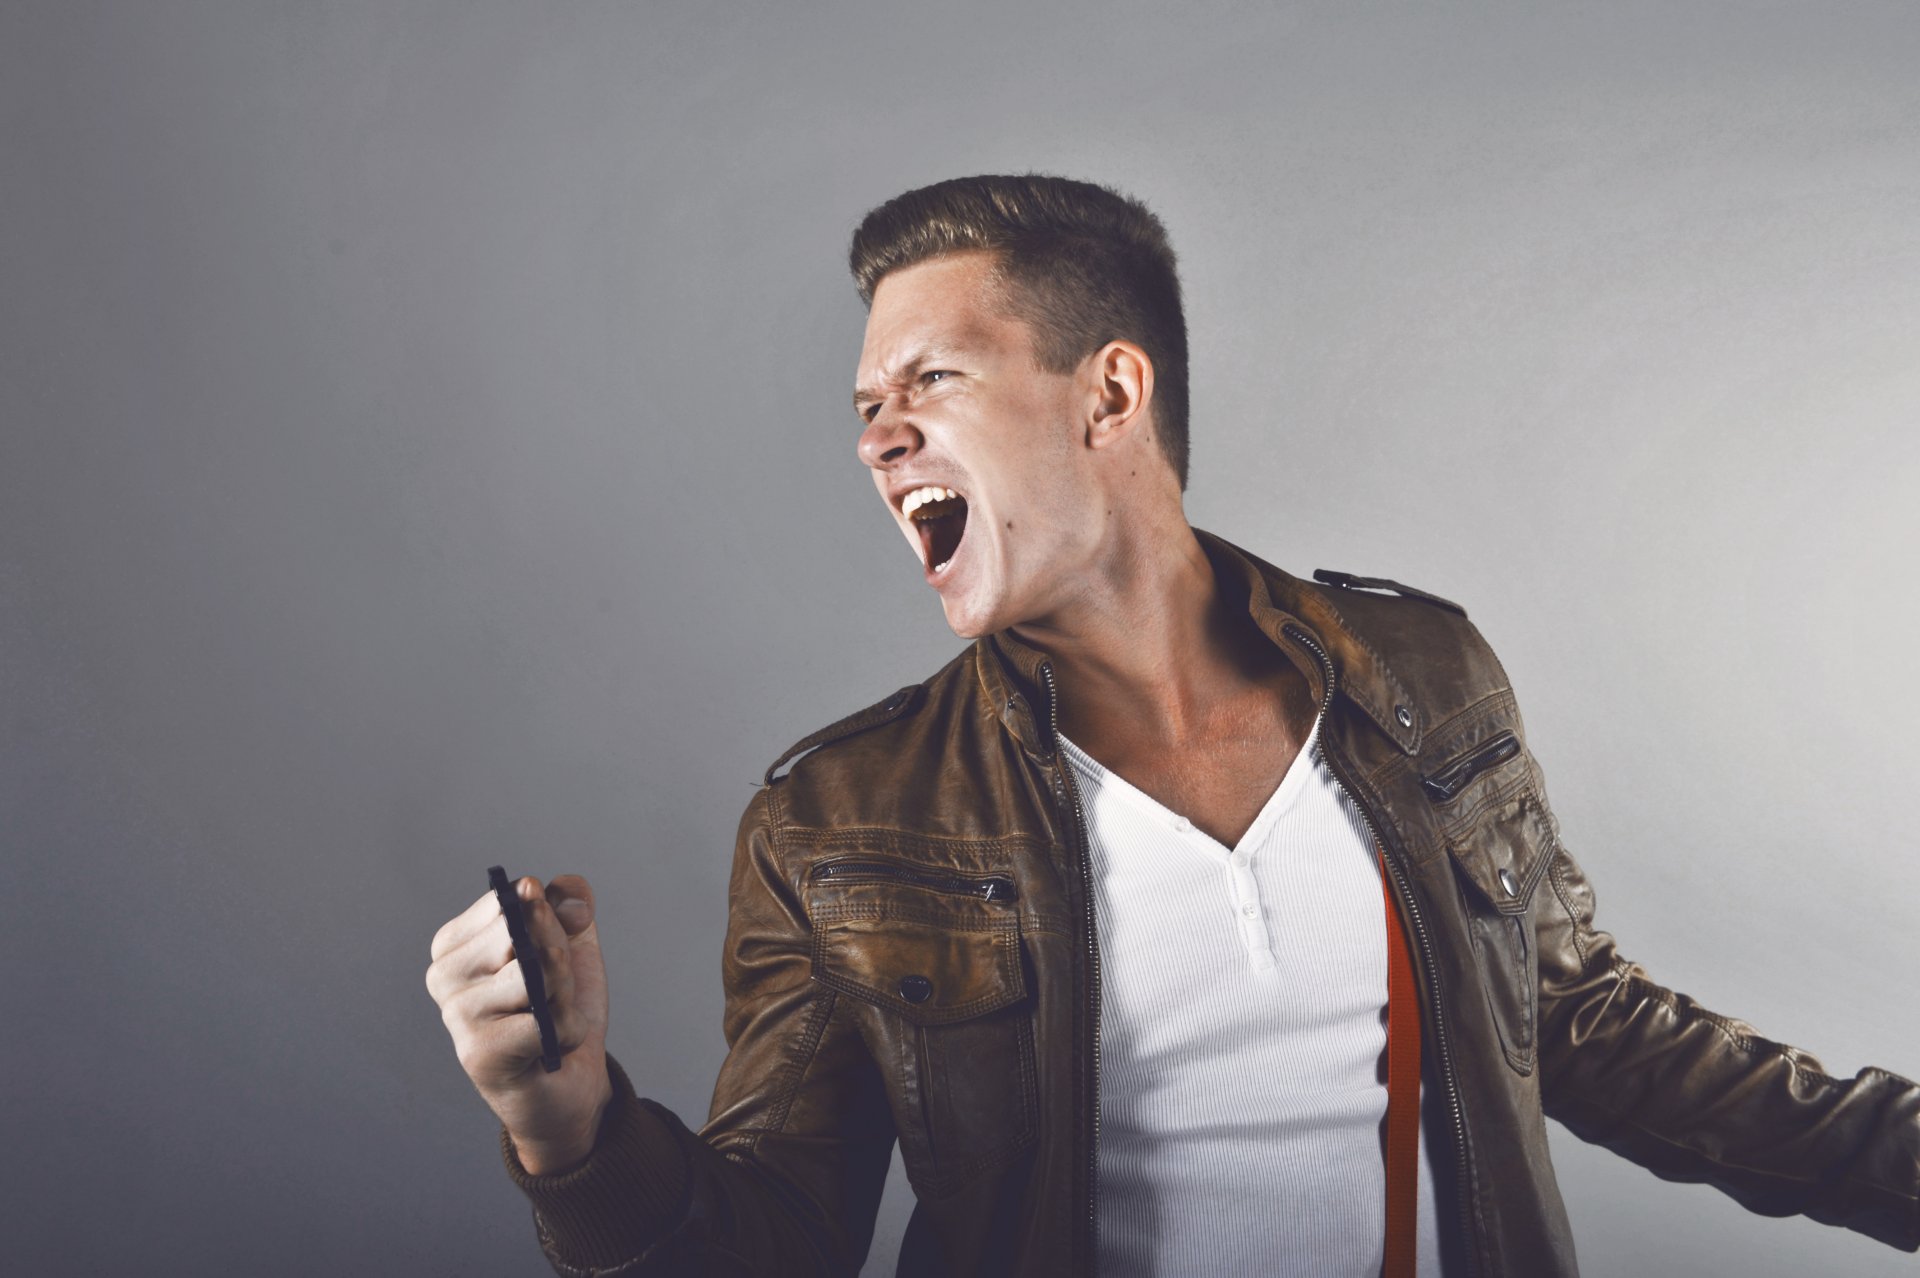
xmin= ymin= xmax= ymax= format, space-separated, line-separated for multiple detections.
xmin=1534 ymin=837 xmax=1920 ymax=1251
xmin=503 ymin=787 xmax=897 ymax=1275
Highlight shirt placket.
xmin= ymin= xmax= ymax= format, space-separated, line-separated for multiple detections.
xmin=1212 ymin=836 xmax=1275 ymax=971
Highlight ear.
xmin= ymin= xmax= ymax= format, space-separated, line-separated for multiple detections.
xmin=1084 ymin=340 xmax=1154 ymax=453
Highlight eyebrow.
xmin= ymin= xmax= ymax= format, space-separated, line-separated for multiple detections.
xmin=852 ymin=346 xmax=958 ymax=409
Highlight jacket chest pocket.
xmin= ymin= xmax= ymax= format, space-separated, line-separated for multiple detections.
xmin=807 ymin=862 xmax=1038 ymax=1197
xmin=1425 ymin=730 xmax=1553 ymax=1077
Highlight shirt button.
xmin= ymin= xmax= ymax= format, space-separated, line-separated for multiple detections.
xmin=1241 ymin=903 xmax=1258 ymax=918
xmin=1174 ymin=817 xmax=1192 ymax=832
xmin=1230 ymin=853 xmax=1249 ymax=868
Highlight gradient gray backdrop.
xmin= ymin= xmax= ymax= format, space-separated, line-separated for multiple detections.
xmin=5 ymin=3 xmax=1918 ymax=1275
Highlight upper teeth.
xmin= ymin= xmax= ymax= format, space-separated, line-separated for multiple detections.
xmin=901 ymin=485 xmax=961 ymax=517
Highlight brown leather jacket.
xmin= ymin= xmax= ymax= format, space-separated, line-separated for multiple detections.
xmin=506 ymin=529 xmax=1920 ymax=1275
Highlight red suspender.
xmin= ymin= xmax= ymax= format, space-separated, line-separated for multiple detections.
xmin=1379 ymin=846 xmax=1421 ymax=1278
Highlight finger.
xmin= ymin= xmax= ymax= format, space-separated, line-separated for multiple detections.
xmin=522 ymin=887 xmax=568 ymax=953
xmin=427 ymin=914 xmax=516 ymax=1000
xmin=429 ymin=889 xmax=504 ymax=961
xmin=511 ymin=875 xmax=572 ymax=969
xmin=521 ymin=895 xmax=576 ymax=1010
xmin=460 ymin=1003 xmax=550 ymax=1076
xmin=443 ymin=909 xmax=518 ymax=978
xmin=453 ymin=949 xmax=567 ymax=1022
xmin=466 ymin=940 xmax=594 ymax=1059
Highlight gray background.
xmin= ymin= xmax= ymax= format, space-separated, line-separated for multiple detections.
xmin=4 ymin=2 xmax=1917 ymax=1274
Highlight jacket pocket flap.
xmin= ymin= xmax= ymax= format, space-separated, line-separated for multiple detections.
xmin=1446 ymin=790 xmax=1556 ymax=916
xmin=812 ymin=912 xmax=1026 ymax=1026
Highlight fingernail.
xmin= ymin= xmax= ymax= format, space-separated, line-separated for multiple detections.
xmin=556 ymin=899 xmax=590 ymax=930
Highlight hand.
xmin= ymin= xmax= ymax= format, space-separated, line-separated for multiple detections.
xmin=426 ymin=873 xmax=613 ymax=1174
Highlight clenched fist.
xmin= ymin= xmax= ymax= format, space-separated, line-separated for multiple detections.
xmin=426 ymin=874 xmax=614 ymax=1174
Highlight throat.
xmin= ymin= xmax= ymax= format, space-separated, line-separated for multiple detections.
xmin=913 ymin=499 xmax=968 ymax=569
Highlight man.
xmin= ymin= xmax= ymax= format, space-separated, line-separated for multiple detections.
xmin=425 ymin=175 xmax=1920 ymax=1276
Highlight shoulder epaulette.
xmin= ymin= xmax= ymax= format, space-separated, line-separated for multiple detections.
xmin=1312 ymin=568 xmax=1468 ymax=618
xmin=763 ymin=684 xmax=925 ymax=784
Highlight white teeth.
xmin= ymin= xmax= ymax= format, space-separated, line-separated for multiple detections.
xmin=901 ymin=485 xmax=962 ymax=517
xmin=933 ymin=559 xmax=951 ymax=573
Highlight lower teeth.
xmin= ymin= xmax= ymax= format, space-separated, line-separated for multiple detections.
xmin=934 ymin=560 xmax=951 ymax=573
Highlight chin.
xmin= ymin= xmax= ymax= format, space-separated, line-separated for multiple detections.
xmin=939 ymin=603 xmax=996 ymax=640
xmin=936 ymin=586 xmax=1005 ymax=641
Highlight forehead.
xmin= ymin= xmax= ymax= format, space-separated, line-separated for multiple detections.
xmin=856 ymin=252 xmax=1030 ymax=381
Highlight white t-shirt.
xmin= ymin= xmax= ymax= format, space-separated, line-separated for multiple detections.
xmin=1060 ymin=719 xmax=1445 ymax=1277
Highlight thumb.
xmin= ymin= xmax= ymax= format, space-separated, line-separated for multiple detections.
xmin=546 ymin=875 xmax=596 ymax=937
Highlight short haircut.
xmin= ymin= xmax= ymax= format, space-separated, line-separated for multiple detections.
xmin=849 ymin=174 xmax=1191 ymax=489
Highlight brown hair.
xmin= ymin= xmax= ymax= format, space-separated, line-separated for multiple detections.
xmin=849 ymin=174 xmax=1191 ymax=489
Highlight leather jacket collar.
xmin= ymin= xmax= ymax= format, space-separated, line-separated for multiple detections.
xmin=979 ymin=527 xmax=1424 ymax=756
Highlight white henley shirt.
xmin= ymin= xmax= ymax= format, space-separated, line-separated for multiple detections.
xmin=1060 ymin=719 xmax=1445 ymax=1277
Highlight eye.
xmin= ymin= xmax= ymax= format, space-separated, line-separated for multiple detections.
xmin=921 ymin=370 xmax=954 ymax=385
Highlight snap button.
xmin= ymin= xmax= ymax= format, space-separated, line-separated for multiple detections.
xmin=1498 ymin=868 xmax=1518 ymax=897
xmin=1395 ymin=704 xmax=1414 ymax=729
xmin=898 ymin=974 xmax=933 ymax=1004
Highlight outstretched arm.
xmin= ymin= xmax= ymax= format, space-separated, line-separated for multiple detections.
xmin=1534 ymin=840 xmax=1920 ymax=1252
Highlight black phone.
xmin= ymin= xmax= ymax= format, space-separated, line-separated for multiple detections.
xmin=488 ymin=866 xmax=564 ymax=1073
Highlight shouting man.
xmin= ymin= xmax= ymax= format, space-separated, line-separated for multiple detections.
xmin=426 ymin=175 xmax=1920 ymax=1276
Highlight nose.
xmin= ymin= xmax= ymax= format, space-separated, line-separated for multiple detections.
xmin=857 ymin=399 xmax=921 ymax=472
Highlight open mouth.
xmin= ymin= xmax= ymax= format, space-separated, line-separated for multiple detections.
xmin=902 ymin=485 xmax=969 ymax=575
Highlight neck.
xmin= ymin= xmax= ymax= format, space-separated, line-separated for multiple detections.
xmin=1007 ymin=515 xmax=1284 ymax=751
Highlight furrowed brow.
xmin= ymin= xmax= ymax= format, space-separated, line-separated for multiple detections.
xmin=853 ymin=347 xmax=957 ymax=409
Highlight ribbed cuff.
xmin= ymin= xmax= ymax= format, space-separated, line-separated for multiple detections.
xmin=500 ymin=1055 xmax=693 ymax=1270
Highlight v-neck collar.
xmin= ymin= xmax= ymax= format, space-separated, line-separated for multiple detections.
xmin=1056 ymin=717 xmax=1323 ymax=862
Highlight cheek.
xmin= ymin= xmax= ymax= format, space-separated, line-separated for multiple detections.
xmin=996 ymin=404 xmax=1082 ymax=510
xmin=1000 ymin=465 xmax=1098 ymax=564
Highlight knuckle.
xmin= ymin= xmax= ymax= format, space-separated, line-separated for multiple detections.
xmin=439 ymin=994 xmax=472 ymax=1036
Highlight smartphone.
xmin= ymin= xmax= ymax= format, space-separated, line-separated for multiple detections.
xmin=487 ymin=866 xmax=564 ymax=1072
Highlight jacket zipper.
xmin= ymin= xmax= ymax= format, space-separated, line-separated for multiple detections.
xmin=1421 ymin=730 xmax=1520 ymax=803
xmin=809 ymin=857 xmax=1019 ymax=902
xmin=1038 ymin=661 xmax=1102 ymax=1273
xmin=1283 ymin=623 xmax=1480 ymax=1276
